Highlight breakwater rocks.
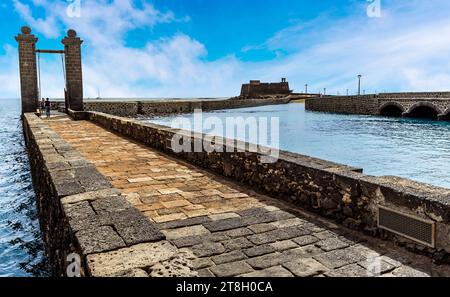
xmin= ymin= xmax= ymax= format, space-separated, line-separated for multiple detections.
xmin=22 ymin=113 xmax=198 ymax=276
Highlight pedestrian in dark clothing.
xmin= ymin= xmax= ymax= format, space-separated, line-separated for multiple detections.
xmin=45 ymin=98 xmax=51 ymax=118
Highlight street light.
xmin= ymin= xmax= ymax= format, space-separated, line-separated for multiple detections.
xmin=305 ymin=84 xmax=308 ymax=94
xmin=323 ymin=88 xmax=326 ymax=95
xmin=357 ymin=75 xmax=362 ymax=96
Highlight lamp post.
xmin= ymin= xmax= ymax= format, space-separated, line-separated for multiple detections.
xmin=305 ymin=84 xmax=308 ymax=94
xmin=323 ymin=88 xmax=326 ymax=95
xmin=357 ymin=75 xmax=362 ymax=96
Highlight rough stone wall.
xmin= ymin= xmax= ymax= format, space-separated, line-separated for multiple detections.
xmin=80 ymin=98 xmax=291 ymax=117
xmin=305 ymin=95 xmax=379 ymax=115
xmin=85 ymin=111 xmax=450 ymax=260
xmin=23 ymin=113 xmax=166 ymax=276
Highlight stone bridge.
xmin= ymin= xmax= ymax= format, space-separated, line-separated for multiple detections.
xmin=305 ymin=92 xmax=450 ymax=120
xmin=378 ymin=93 xmax=450 ymax=120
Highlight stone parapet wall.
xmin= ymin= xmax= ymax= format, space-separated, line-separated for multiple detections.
xmin=92 ymin=98 xmax=290 ymax=116
xmin=379 ymin=92 xmax=450 ymax=98
xmin=305 ymin=96 xmax=379 ymax=115
xmin=51 ymin=98 xmax=290 ymax=116
xmin=23 ymin=113 xmax=168 ymax=276
xmin=83 ymin=111 xmax=450 ymax=261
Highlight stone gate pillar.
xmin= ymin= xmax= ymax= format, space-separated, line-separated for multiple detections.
xmin=15 ymin=26 xmax=38 ymax=113
xmin=62 ymin=29 xmax=83 ymax=111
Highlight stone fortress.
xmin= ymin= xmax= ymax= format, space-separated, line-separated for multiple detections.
xmin=238 ymin=79 xmax=292 ymax=98
xmin=16 ymin=27 xmax=450 ymax=277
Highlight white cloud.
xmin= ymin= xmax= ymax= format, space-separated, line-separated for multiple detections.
xmin=4 ymin=0 xmax=450 ymax=99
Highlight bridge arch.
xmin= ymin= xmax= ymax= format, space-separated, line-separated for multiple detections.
xmin=439 ymin=108 xmax=450 ymax=121
xmin=378 ymin=102 xmax=405 ymax=117
xmin=404 ymin=102 xmax=441 ymax=119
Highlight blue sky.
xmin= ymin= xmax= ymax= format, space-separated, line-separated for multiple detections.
xmin=1 ymin=0 xmax=450 ymax=98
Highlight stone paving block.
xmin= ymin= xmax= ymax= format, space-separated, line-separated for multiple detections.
xmin=158 ymin=216 xmax=211 ymax=230
xmin=191 ymin=241 xmax=226 ymax=257
xmin=87 ymin=241 xmax=177 ymax=276
xmin=270 ymin=240 xmax=298 ymax=251
xmin=171 ymin=235 xmax=204 ymax=248
xmin=237 ymin=207 xmax=268 ymax=217
xmin=76 ymin=226 xmax=126 ymax=255
xmin=314 ymin=230 xmax=338 ymax=240
xmin=74 ymin=165 xmax=112 ymax=191
xmin=162 ymin=225 xmax=210 ymax=240
xmin=248 ymin=223 xmax=277 ymax=234
xmin=283 ymin=258 xmax=329 ymax=277
xmin=223 ymin=227 xmax=253 ymax=238
xmin=153 ymin=213 xmax=187 ymax=223
xmin=116 ymin=220 xmax=165 ymax=245
xmin=247 ymin=225 xmax=311 ymax=245
xmin=358 ymin=258 xmax=396 ymax=275
xmin=161 ymin=199 xmax=191 ymax=208
xmin=210 ymin=261 xmax=254 ymax=277
xmin=54 ymin=179 xmax=84 ymax=197
xmin=315 ymin=237 xmax=350 ymax=252
xmin=243 ymin=244 xmax=276 ymax=257
xmin=282 ymin=244 xmax=323 ymax=258
xmin=268 ymin=210 xmax=296 ymax=220
xmin=192 ymin=258 xmax=214 ymax=269
xmin=149 ymin=251 xmax=197 ymax=277
xmin=203 ymin=217 xmax=247 ymax=232
xmin=244 ymin=212 xmax=279 ymax=226
xmin=324 ymin=263 xmax=371 ymax=277
xmin=197 ymin=268 xmax=215 ymax=277
xmin=211 ymin=250 xmax=247 ymax=265
xmin=113 ymin=268 xmax=149 ymax=277
xmin=391 ymin=266 xmax=430 ymax=277
xmin=270 ymin=218 xmax=306 ymax=228
xmin=240 ymin=266 xmax=293 ymax=277
xmin=91 ymin=196 xmax=132 ymax=213
xmin=68 ymin=215 xmax=102 ymax=232
xmin=246 ymin=252 xmax=284 ymax=269
xmin=222 ymin=237 xmax=254 ymax=251
xmin=64 ymin=189 xmax=118 ymax=205
xmin=208 ymin=212 xmax=240 ymax=221
xmin=106 ymin=207 xmax=152 ymax=228
xmin=313 ymin=246 xmax=368 ymax=269
xmin=292 ymin=235 xmax=319 ymax=246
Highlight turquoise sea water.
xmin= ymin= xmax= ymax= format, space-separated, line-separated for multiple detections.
xmin=0 ymin=99 xmax=48 ymax=276
xmin=147 ymin=103 xmax=450 ymax=189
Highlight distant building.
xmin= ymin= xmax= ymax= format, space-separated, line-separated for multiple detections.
xmin=239 ymin=78 xmax=292 ymax=98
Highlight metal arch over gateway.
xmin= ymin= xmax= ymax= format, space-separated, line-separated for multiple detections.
xmin=15 ymin=26 xmax=84 ymax=114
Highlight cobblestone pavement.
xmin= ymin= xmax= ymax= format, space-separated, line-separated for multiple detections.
xmin=47 ymin=117 xmax=450 ymax=277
